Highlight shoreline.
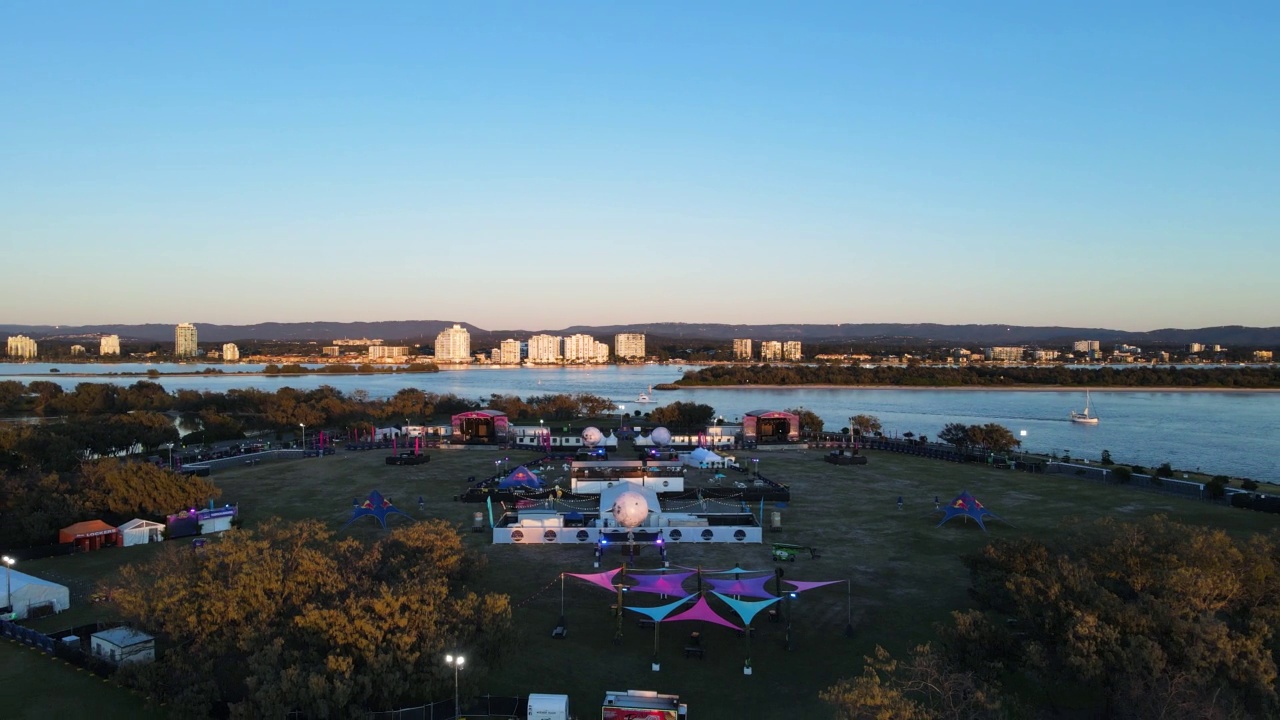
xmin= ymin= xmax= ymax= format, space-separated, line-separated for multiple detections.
xmin=671 ymin=384 xmax=1280 ymax=393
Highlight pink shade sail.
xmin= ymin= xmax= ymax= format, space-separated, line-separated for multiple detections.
xmin=663 ymin=595 xmax=742 ymax=631
xmin=785 ymin=580 xmax=843 ymax=593
xmin=706 ymin=576 xmax=777 ymax=599
xmin=629 ymin=572 xmax=695 ymax=596
xmin=566 ymin=568 xmax=624 ymax=592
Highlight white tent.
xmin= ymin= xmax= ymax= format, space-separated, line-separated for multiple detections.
xmin=683 ymin=447 xmax=724 ymax=468
xmin=633 ymin=433 xmax=655 ymax=447
xmin=1 ymin=569 xmax=70 ymax=620
xmin=117 ymin=518 xmax=165 ymax=547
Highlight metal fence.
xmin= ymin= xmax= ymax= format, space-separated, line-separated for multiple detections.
xmin=184 ymin=449 xmax=303 ymax=473
xmin=284 ymin=695 xmax=528 ymax=720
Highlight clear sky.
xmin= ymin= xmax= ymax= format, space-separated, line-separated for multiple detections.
xmin=2 ymin=2 xmax=1277 ymax=331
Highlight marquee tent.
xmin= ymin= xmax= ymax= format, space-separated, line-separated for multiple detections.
xmin=59 ymin=520 xmax=117 ymax=551
xmin=682 ymin=447 xmax=723 ymax=468
xmin=936 ymin=491 xmax=1007 ymax=531
xmin=116 ymin=519 xmax=165 ymax=547
xmin=497 ymin=466 xmax=545 ymax=490
xmin=1 ymin=569 xmax=70 ymax=620
xmin=342 ymin=490 xmax=413 ymax=530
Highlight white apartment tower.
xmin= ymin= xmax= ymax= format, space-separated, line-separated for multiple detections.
xmin=434 ymin=324 xmax=471 ymax=363
xmin=782 ymin=341 xmax=803 ymax=361
xmin=7 ymin=335 xmax=38 ymax=359
xmin=498 ymin=339 xmax=522 ymax=365
xmin=174 ymin=323 xmax=198 ymax=357
xmin=593 ymin=340 xmax=611 ymax=364
xmin=100 ymin=335 xmax=121 ymax=356
xmin=984 ymin=346 xmax=1025 ymax=362
xmin=1072 ymin=340 xmax=1101 ymax=353
xmin=614 ymin=333 xmax=646 ymax=359
xmin=733 ymin=338 xmax=753 ymax=360
xmin=760 ymin=341 xmax=783 ymax=362
xmin=70 ymin=345 xmax=86 ymax=356
xmin=527 ymin=334 xmax=562 ymax=363
xmin=222 ymin=343 xmax=240 ymax=362
xmin=563 ymin=334 xmax=597 ymax=362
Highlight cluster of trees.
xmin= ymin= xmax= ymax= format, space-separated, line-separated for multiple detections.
xmin=0 ymin=459 xmax=219 ymax=548
xmin=111 ymin=520 xmax=513 ymax=719
xmin=826 ymin=516 xmax=1280 ymax=719
xmin=481 ymin=392 xmax=619 ymax=421
xmin=677 ymin=364 xmax=1280 ymax=388
xmin=937 ymin=423 xmax=1022 ymax=454
xmin=648 ymin=401 xmax=717 ymax=429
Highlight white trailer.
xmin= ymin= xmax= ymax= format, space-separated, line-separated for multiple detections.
xmin=527 ymin=693 xmax=570 ymax=720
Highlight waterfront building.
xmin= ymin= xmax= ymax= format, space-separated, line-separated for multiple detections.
xmin=70 ymin=345 xmax=86 ymax=356
xmin=434 ymin=324 xmax=471 ymax=363
xmin=334 ymin=338 xmax=382 ymax=346
xmin=322 ymin=346 xmax=340 ymax=357
xmin=368 ymin=345 xmax=411 ymax=361
xmin=760 ymin=341 xmax=783 ymax=362
xmin=222 ymin=343 xmax=240 ymax=362
xmin=1072 ymin=340 xmax=1101 ymax=353
xmin=527 ymin=334 xmax=562 ymax=364
xmin=1031 ymin=349 xmax=1060 ymax=362
xmin=7 ymin=335 xmax=38 ymax=359
xmin=498 ymin=339 xmax=521 ymax=365
xmin=1255 ymin=350 xmax=1274 ymax=362
xmin=783 ymin=341 xmax=803 ymax=361
xmin=563 ymin=334 xmax=597 ymax=362
xmin=594 ymin=340 xmax=610 ymax=364
xmin=174 ymin=323 xmax=198 ymax=358
xmin=614 ymin=333 xmax=646 ymax=359
xmin=1187 ymin=342 xmax=1205 ymax=353
xmin=733 ymin=338 xmax=753 ymax=360
xmin=984 ymin=346 xmax=1025 ymax=362
xmin=100 ymin=335 xmax=121 ymax=356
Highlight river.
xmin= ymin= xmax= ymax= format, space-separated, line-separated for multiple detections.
xmin=2 ymin=363 xmax=1277 ymax=482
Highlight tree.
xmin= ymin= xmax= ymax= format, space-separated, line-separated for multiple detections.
xmin=649 ymin=402 xmax=716 ymax=429
xmin=938 ymin=423 xmax=970 ymax=449
xmin=850 ymin=415 xmax=882 ymax=436
xmin=79 ymin=459 xmax=220 ymax=517
xmin=822 ymin=644 xmax=1005 ymax=720
xmin=1157 ymin=462 xmax=1175 ymax=478
xmin=786 ymin=408 xmax=824 ymax=434
xmin=1100 ymin=449 xmax=1113 ymax=466
xmin=110 ymin=519 xmax=513 ymax=717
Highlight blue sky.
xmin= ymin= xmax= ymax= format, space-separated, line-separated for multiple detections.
xmin=2 ymin=2 xmax=1277 ymax=330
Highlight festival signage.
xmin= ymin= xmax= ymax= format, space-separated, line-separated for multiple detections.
xmin=601 ymin=709 xmax=676 ymax=720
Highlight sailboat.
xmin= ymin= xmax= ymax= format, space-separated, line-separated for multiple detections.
xmin=1070 ymin=390 xmax=1099 ymax=425
xmin=635 ymin=385 xmax=657 ymax=404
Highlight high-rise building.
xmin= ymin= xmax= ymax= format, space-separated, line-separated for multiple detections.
xmin=6 ymin=335 xmax=38 ymax=359
xmin=614 ymin=333 xmax=646 ymax=359
xmin=70 ymin=345 xmax=86 ymax=356
xmin=733 ymin=338 xmax=753 ymax=360
xmin=434 ymin=324 xmax=471 ymax=363
xmin=99 ymin=335 xmax=121 ymax=356
xmin=222 ymin=343 xmax=240 ymax=362
xmin=368 ymin=345 xmax=411 ymax=360
xmin=174 ymin=323 xmax=198 ymax=357
xmin=594 ymin=340 xmax=611 ymax=364
xmin=322 ymin=346 xmax=340 ymax=357
xmin=1254 ymin=350 xmax=1274 ymax=362
xmin=1187 ymin=342 xmax=1205 ymax=353
xmin=984 ymin=346 xmax=1025 ymax=362
xmin=760 ymin=341 xmax=783 ymax=362
xmin=782 ymin=341 xmax=803 ymax=361
xmin=498 ymin=339 xmax=522 ymax=365
xmin=527 ymin=335 xmax=561 ymax=363
xmin=1072 ymin=340 xmax=1101 ymax=353
xmin=563 ymin=334 xmax=597 ymax=362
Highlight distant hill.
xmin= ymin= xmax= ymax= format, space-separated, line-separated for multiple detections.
xmin=1 ymin=321 xmax=1277 ymax=347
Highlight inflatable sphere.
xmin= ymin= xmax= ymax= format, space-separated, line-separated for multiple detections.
xmin=611 ymin=491 xmax=650 ymax=528
xmin=651 ymin=427 xmax=672 ymax=446
xmin=581 ymin=426 xmax=603 ymax=446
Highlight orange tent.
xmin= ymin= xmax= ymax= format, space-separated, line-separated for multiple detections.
xmin=59 ymin=520 xmax=117 ymax=551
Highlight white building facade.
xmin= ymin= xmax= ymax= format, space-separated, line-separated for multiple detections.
xmin=174 ymin=323 xmax=198 ymax=357
xmin=527 ymin=334 xmax=561 ymax=363
xmin=498 ymin=339 xmax=522 ymax=364
xmin=6 ymin=335 xmax=38 ymax=359
xmin=782 ymin=341 xmax=803 ymax=361
xmin=760 ymin=341 xmax=782 ymax=362
xmin=613 ymin=333 xmax=646 ymax=359
xmin=99 ymin=335 xmax=121 ymax=356
xmin=733 ymin=338 xmax=753 ymax=360
xmin=434 ymin=324 xmax=471 ymax=363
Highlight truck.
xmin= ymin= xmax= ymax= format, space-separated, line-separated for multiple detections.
xmin=527 ymin=693 xmax=570 ymax=720
xmin=601 ymin=690 xmax=687 ymax=720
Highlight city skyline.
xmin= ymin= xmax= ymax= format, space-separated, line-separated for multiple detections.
xmin=2 ymin=3 xmax=1276 ymax=329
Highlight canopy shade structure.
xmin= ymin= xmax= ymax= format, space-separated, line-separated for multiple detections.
xmin=497 ymin=466 xmax=545 ymax=489
xmin=712 ymin=592 xmax=781 ymax=625
xmin=706 ymin=576 xmax=777 ymax=599
xmin=936 ymin=491 xmax=1007 ymax=532
xmin=1 ymin=569 xmax=70 ymax=620
xmin=341 ymin=490 xmax=413 ymax=530
xmin=708 ymin=566 xmax=765 ymax=575
xmin=566 ymin=568 xmax=624 ymax=592
xmin=625 ymin=595 xmax=695 ymax=623
xmin=628 ymin=572 xmax=695 ymax=596
xmin=59 ymin=519 xmax=117 ymax=551
xmin=785 ymin=580 xmax=843 ymax=593
xmin=683 ymin=447 xmax=723 ymax=467
xmin=663 ymin=595 xmax=742 ymax=631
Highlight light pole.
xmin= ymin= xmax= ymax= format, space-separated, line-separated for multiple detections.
xmin=166 ymin=442 xmax=174 ymax=469
xmin=299 ymin=423 xmax=306 ymax=453
xmin=2 ymin=556 xmax=13 ymax=617
xmin=445 ymin=653 xmax=464 ymax=718
xmin=1019 ymin=430 xmax=1027 ymax=467
xmin=619 ymin=404 xmax=626 ymax=430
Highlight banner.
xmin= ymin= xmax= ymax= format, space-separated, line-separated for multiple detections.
xmin=486 ymin=496 xmax=494 ymax=528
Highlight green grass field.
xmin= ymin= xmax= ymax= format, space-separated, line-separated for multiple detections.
xmin=7 ymin=445 xmax=1279 ymax=719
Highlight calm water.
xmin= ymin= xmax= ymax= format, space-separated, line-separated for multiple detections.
xmin=2 ymin=363 xmax=1277 ymax=482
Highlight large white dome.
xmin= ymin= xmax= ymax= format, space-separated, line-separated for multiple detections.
xmin=651 ymin=427 xmax=672 ymax=446
xmin=611 ymin=490 xmax=651 ymax=528
xmin=581 ymin=426 xmax=603 ymax=446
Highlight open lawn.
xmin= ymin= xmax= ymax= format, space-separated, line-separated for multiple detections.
xmin=0 ymin=640 xmax=164 ymax=720
xmin=7 ymin=445 xmax=1279 ymax=719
